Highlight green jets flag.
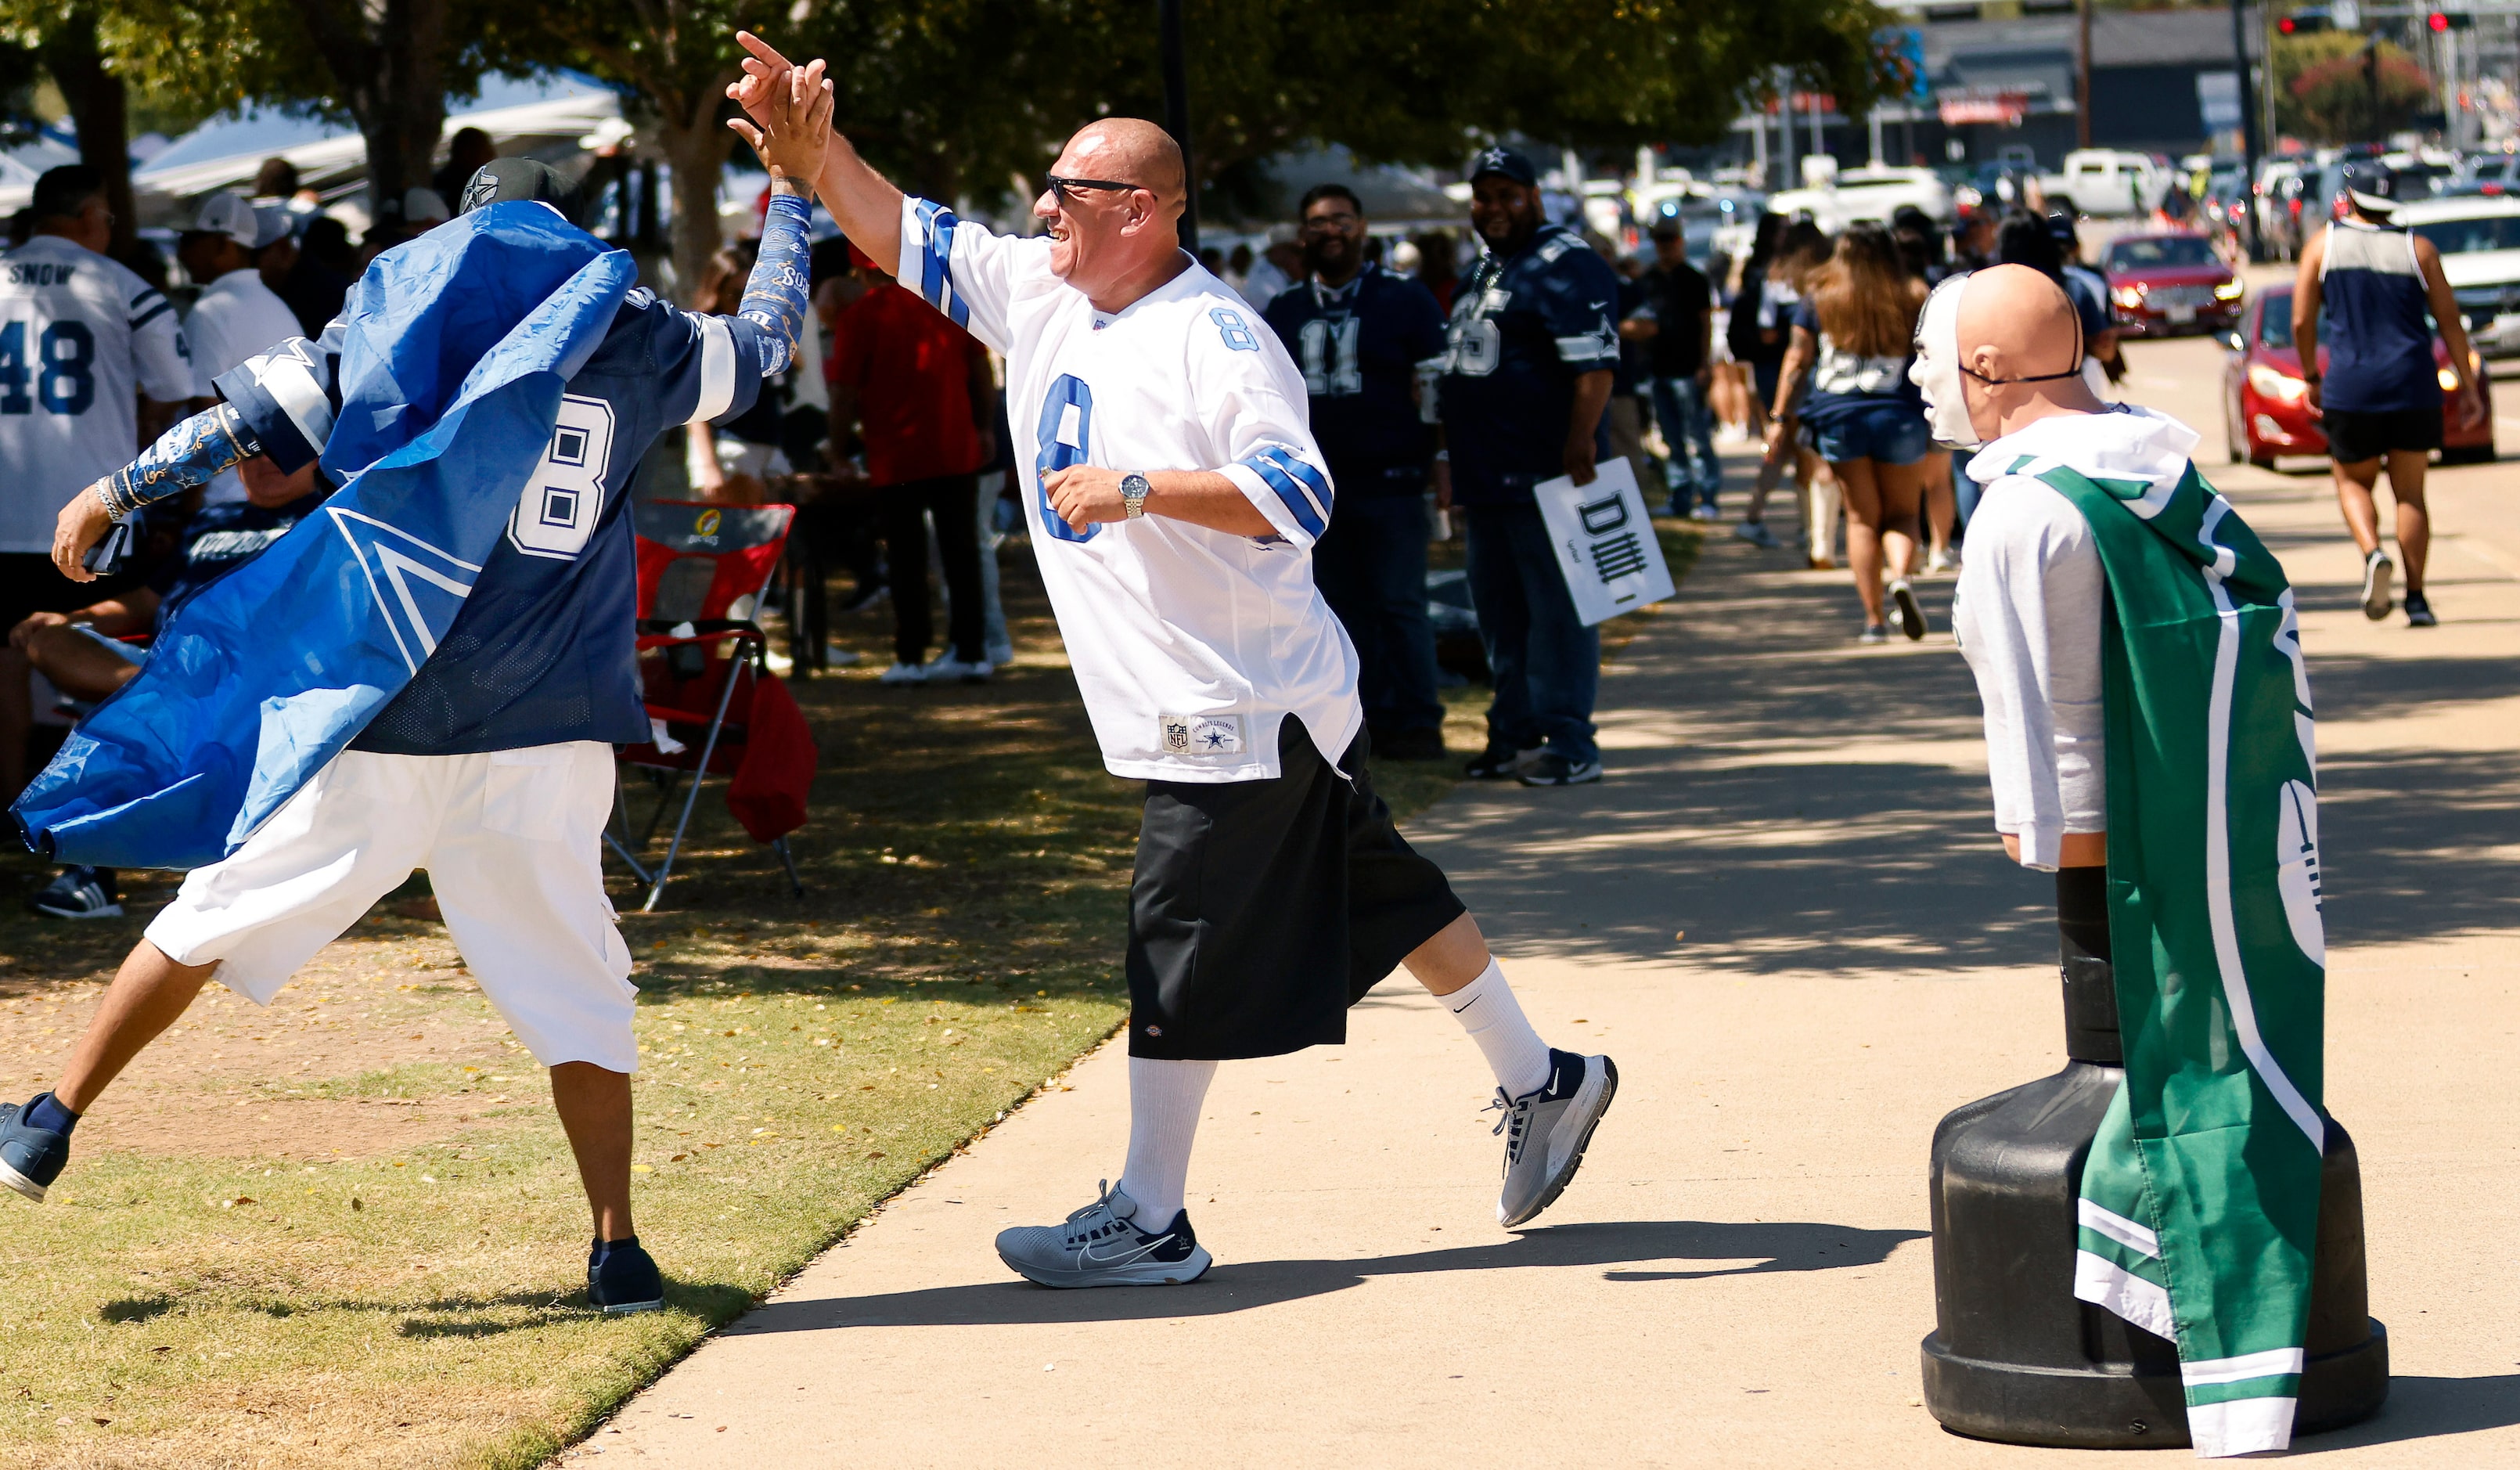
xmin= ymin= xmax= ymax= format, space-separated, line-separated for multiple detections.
xmin=2007 ymin=456 xmax=2327 ymax=1458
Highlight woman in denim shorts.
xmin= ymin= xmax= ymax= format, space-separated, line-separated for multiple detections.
xmin=1762 ymin=223 xmax=1934 ymax=643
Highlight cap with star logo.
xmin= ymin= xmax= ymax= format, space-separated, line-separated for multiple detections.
xmin=1468 ymin=147 xmax=1539 ymax=189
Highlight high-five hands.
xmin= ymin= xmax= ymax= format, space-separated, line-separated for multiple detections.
xmin=724 ymin=37 xmax=831 ymax=185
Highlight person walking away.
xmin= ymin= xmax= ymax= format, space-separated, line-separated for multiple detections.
xmin=729 ymin=40 xmax=1620 ymax=1281
xmin=177 ymin=193 xmax=304 ymax=507
xmin=1629 ymin=216 xmax=1721 ymax=520
xmin=1726 ymin=214 xmax=1787 ymax=547
xmin=1262 ymin=183 xmax=1451 ymax=762
xmin=1891 ymin=210 xmax=1960 ymax=571
xmin=2291 ymin=160 xmax=2482 ymax=628
xmin=684 ymin=243 xmax=794 ymax=504
xmin=1752 ymin=222 xmax=1838 ymax=566
xmin=827 ymin=243 xmax=999 ymax=682
xmin=0 ymin=165 xmax=200 ymax=918
xmin=1435 ymin=147 xmax=1620 ymax=787
xmin=1705 ymin=249 xmax=1752 ymax=441
xmin=1996 ymin=208 xmax=2118 ymax=401
xmin=1766 ymin=222 xmax=1932 ymax=643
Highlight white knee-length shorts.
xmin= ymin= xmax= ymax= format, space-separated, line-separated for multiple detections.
xmin=146 ymin=740 xmax=639 ymax=1072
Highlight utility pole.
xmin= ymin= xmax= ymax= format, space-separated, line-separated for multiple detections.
xmin=2078 ymin=0 xmax=2094 ymax=149
xmin=1159 ymin=0 xmax=1197 ymax=252
xmin=2363 ymin=34 xmax=2382 ymax=146
xmin=2230 ymin=0 xmax=2263 ymax=259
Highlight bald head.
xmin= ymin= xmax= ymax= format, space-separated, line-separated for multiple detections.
xmin=1957 ymin=265 xmax=2083 ymax=379
xmin=1063 ymin=118 xmax=1186 ymax=211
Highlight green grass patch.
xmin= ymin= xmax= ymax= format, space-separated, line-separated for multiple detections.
xmin=0 ymin=520 xmax=1694 ymax=1468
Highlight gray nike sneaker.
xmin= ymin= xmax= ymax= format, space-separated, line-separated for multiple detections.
xmin=1490 ymin=1049 xmax=1618 ymax=1228
xmin=995 ymin=1180 xmax=1212 ymax=1288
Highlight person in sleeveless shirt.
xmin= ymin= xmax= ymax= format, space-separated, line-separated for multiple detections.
xmin=2291 ymin=160 xmax=2483 ymax=629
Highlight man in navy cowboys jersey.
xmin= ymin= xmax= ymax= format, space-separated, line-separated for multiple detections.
xmin=1436 ymin=148 xmax=1621 ymax=787
xmin=0 ymin=74 xmax=830 ymax=1316
xmin=1262 ymin=184 xmax=1450 ymax=762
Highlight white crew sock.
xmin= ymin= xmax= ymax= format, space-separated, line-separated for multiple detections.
xmin=1442 ymin=958 xmax=1553 ymax=1098
xmin=1118 ymin=1056 xmax=1216 ymax=1230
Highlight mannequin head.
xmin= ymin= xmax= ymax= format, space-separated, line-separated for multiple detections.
xmin=1910 ymin=264 xmax=2104 ymax=445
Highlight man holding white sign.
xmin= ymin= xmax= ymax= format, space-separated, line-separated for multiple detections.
xmin=1435 ymin=148 xmax=1620 ymax=787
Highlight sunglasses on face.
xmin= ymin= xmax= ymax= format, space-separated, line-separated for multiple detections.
xmin=1045 ymin=175 xmax=1141 ymax=206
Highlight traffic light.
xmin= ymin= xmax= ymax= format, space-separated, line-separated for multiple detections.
xmin=2278 ymin=8 xmax=2332 ymax=34
xmin=2426 ymin=9 xmax=2473 ymax=28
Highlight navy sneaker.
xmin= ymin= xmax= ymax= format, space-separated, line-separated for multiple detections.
xmin=31 ymin=867 xmax=121 ymax=921
xmin=587 ymin=1238 xmax=665 ymax=1314
xmin=2404 ymin=589 xmax=2436 ymax=628
xmin=0 ymin=1093 xmax=74 ymax=1202
xmin=1464 ymin=745 xmax=1539 ymax=780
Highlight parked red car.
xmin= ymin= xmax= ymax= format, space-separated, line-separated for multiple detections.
xmin=2104 ymin=232 xmax=2242 ymax=337
xmin=2221 ymin=286 xmax=2495 ymax=467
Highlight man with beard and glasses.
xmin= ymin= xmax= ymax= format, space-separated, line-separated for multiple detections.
xmin=1262 ymin=183 xmax=1451 ymax=762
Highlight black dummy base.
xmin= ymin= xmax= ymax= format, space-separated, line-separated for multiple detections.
xmin=1919 ymin=952 xmax=2389 ymax=1448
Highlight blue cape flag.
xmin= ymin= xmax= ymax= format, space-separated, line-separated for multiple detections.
xmin=13 ymin=204 xmax=636 ymax=870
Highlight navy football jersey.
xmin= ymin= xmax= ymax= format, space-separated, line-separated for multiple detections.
xmin=1434 ymin=224 xmax=1620 ymax=506
xmin=1261 ymin=262 xmax=1448 ymax=495
xmin=218 ymin=288 xmax=769 ymax=754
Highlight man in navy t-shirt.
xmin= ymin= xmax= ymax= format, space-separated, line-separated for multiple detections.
xmin=1435 ymin=148 xmax=1618 ymax=787
xmin=1262 ymin=183 xmax=1451 ymax=761
xmin=1 ymin=67 xmax=830 ymax=1316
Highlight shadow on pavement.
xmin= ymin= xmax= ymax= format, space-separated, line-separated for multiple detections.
xmin=1412 ymin=523 xmax=2520 ymax=976
xmin=2302 ymin=1373 xmax=2520 ymax=1452
xmin=718 ymin=1218 xmax=1926 ymax=1334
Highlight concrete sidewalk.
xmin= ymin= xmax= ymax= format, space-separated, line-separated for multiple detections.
xmin=567 ymin=343 xmax=2520 ymax=1468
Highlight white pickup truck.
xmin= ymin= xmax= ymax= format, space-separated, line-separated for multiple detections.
xmin=1766 ymin=164 xmax=1953 ymax=233
xmin=2039 ymin=150 xmax=2172 ymax=218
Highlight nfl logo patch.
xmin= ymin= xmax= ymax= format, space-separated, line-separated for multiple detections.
xmin=1161 ymin=719 xmax=1191 ymax=753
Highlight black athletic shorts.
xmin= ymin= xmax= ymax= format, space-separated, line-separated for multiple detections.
xmin=2324 ymin=405 xmax=2441 ymax=463
xmin=1125 ymin=715 xmax=1467 ymax=1061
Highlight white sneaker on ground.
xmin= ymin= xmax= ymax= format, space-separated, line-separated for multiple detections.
xmin=878 ymin=661 xmax=927 ymax=686
xmin=1490 ymin=1049 xmax=1618 ymax=1227
xmin=1888 ymin=578 xmax=1926 ymax=642
xmin=995 ymin=1181 xmax=1212 ymax=1288
xmin=2360 ymin=549 xmax=2395 ymax=621
xmin=923 ymin=655 xmax=994 ymax=683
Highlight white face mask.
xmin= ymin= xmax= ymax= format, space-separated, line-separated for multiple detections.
xmin=1910 ymin=272 xmax=1979 ymax=449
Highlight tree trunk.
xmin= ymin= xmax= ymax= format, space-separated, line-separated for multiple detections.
xmin=287 ymin=0 xmax=448 ymax=223
xmin=654 ymin=89 xmax=736 ymax=306
xmin=38 ymin=9 xmax=137 ymax=265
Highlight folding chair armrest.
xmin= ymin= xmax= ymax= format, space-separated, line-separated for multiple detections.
xmin=635 ymin=629 xmax=766 ymax=653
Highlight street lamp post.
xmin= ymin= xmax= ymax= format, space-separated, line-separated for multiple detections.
xmin=2230 ymin=0 xmax=2265 ymax=260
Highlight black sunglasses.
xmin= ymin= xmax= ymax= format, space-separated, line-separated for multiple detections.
xmin=1045 ymin=174 xmax=1143 ymax=205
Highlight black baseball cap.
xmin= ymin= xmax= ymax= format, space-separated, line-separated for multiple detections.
xmin=2341 ymin=160 xmax=2399 ymax=214
xmin=456 ymin=157 xmax=582 ymax=219
xmin=1469 ymin=147 xmax=1539 ymax=189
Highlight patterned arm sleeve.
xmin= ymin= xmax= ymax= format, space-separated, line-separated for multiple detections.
xmin=735 ymin=190 xmax=813 ymax=378
xmin=93 ymin=402 xmax=265 ymax=521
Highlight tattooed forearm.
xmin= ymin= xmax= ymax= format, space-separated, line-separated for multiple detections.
xmin=94 ymin=402 xmax=265 ymax=521
xmin=737 ymin=189 xmax=813 ymax=378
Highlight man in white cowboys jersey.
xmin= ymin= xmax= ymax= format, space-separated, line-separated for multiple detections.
xmin=733 ymin=37 xmax=1618 ymax=1288
xmin=0 ymin=166 xmax=199 ymax=820
xmin=0 ymin=74 xmax=830 ymax=1315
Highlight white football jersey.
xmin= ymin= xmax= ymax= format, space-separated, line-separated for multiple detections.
xmin=898 ymin=197 xmax=1358 ymax=783
xmin=0 ymin=236 xmax=198 ymax=552
xmin=183 ymin=268 xmax=304 ymax=504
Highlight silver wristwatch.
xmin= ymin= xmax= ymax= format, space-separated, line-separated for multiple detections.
xmin=1121 ymin=473 xmax=1150 ymax=519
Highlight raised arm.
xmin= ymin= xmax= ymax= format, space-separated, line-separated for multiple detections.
xmin=724 ymin=47 xmax=833 ymax=378
xmin=729 ymin=35 xmax=902 ymax=276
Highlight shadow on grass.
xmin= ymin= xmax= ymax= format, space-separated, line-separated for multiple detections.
xmin=717 ymin=1218 xmax=1924 ymax=1335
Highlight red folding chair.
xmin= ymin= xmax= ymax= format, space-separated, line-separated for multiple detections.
xmin=609 ymin=499 xmax=803 ymax=912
